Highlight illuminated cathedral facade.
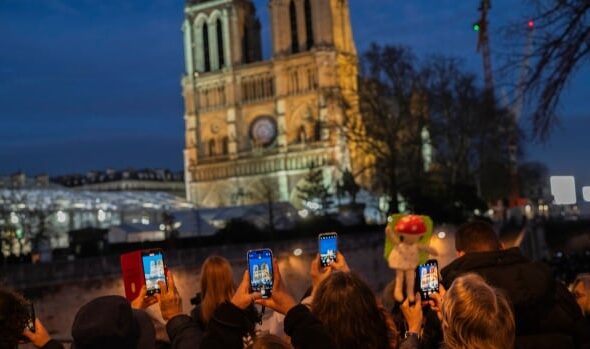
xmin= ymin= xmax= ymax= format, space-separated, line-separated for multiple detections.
xmin=182 ymin=0 xmax=368 ymax=207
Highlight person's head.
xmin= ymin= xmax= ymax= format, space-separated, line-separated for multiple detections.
xmin=200 ymin=255 xmax=235 ymax=324
xmin=442 ymin=273 xmax=515 ymax=349
xmin=573 ymin=273 xmax=590 ymax=315
xmin=247 ymin=334 xmax=291 ymax=349
xmin=71 ymin=295 xmax=155 ymax=349
xmin=312 ymin=272 xmax=397 ymax=349
xmin=455 ymin=221 xmax=501 ymax=256
xmin=0 ymin=289 xmax=29 ymax=349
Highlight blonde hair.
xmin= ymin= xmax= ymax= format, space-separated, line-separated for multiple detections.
xmin=200 ymin=256 xmax=235 ymax=324
xmin=442 ymin=273 xmax=515 ymax=349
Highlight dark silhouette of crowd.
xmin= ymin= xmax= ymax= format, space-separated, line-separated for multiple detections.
xmin=2 ymin=221 xmax=590 ymax=349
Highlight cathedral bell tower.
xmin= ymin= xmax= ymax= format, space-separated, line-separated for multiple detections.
xmin=182 ymin=0 xmax=367 ymax=208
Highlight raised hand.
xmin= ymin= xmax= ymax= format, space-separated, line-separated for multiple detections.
xmin=231 ymin=271 xmax=262 ymax=310
xmin=331 ymin=251 xmax=350 ymax=272
xmin=256 ymin=258 xmax=297 ymax=315
xmin=131 ymin=285 xmax=158 ymax=310
xmin=156 ymin=271 xmax=183 ymax=321
xmin=311 ymin=254 xmax=332 ymax=291
xmin=22 ymin=319 xmax=51 ymax=348
xmin=401 ymin=294 xmax=423 ymax=333
xmin=428 ymin=284 xmax=446 ymax=321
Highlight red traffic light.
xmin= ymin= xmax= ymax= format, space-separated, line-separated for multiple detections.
xmin=527 ymin=20 xmax=534 ymax=29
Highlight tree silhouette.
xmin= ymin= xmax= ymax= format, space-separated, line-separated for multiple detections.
xmin=297 ymin=163 xmax=332 ymax=215
xmin=503 ymin=0 xmax=590 ymax=140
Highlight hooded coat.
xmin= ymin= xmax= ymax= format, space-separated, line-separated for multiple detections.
xmin=441 ymin=247 xmax=590 ymax=349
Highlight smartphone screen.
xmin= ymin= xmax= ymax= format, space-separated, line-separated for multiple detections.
xmin=319 ymin=232 xmax=338 ymax=267
xmin=141 ymin=250 xmax=166 ymax=295
xmin=248 ymin=249 xmax=273 ymax=298
xmin=417 ymin=259 xmax=439 ymax=299
xmin=26 ymin=302 xmax=35 ymax=332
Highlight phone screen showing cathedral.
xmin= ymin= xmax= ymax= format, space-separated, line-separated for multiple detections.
xmin=142 ymin=251 xmax=166 ymax=293
xmin=248 ymin=249 xmax=273 ymax=296
xmin=319 ymin=233 xmax=338 ymax=267
xmin=418 ymin=262 xmax=439 ymax=297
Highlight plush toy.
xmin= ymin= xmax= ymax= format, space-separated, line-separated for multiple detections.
xmin=384 ymin=214 xmax=437 ymax=302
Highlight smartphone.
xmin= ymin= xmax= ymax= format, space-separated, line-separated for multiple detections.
xmin=25 ymin=302 xmax=35 ymax=332
xmin=318 ymin=232 xmax=338 ymax=268
xmin=416 ymin=259 xmax=439 ymax=300
xmin=247 ymin=249 xmax=274 ymax=298
xmin=141 ymin=249 xmax=167 ymax=296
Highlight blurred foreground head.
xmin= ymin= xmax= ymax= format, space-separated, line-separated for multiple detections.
xmin=442 ymin=273 xmax=515 ymax=349
xmin=312 ymin=272 xmax=397 ymax=349
xmin=71 ymin=295 xmax=155 ymax=349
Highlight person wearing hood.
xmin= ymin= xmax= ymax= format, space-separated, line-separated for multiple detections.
xmin=441 ymin=221 xmax=590 ymax=349
xmin=69 ymin=295 xmax=156 ymax=349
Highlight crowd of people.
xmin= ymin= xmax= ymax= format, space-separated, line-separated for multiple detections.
xmin=2 ymin=221 xmax=590 ymax=349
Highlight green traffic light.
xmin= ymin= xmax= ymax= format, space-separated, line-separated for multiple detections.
xmin=473 ymin=23 xmax=481 ymax=32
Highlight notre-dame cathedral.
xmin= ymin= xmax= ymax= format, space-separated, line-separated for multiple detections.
xmin=182 ymin=0 xmax=368 ymax=208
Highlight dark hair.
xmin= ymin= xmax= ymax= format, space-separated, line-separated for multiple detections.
xmin=312 ymin=272 xmax=397 ymax=349
xmin=455 ymin=221 xmax=501 ymax=253
xmin=0 ymin=289 xmax=29 ymax=349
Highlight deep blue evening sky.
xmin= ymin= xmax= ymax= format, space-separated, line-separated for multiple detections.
xmin=0 ymin=0 xmax=588 ymax=190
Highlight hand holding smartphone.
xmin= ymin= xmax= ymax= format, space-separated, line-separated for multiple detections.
xmin=416 ymin=259 xmax=439 ymax=300
xmin=247 ymin=249 xmax=274 ymax=298
xmin=318 ymin=232 xmax=338 ymax=268
xmin=121 ymin=249 xmax=168 ymax=301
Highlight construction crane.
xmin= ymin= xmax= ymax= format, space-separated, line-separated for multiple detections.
xmin=507 ymin=19 xmax=535 ymax=207
xmin=473 ymin=0 xmax=494 ymax=97
xmin=473 ymin=1 xmax=536 ymax=208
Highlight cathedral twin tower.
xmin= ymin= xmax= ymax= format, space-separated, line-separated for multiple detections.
xmin=182 ymin=0 xmax=366 ymax=208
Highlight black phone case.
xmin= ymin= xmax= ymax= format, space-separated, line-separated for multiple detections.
xmin=415 ymin=259 xmax=439 ymax=300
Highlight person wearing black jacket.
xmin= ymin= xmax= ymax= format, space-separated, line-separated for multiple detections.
xmin=151 ymin=271 xmax=203 ymax=349
xmin=200 ymin=259 xmax=335 ymax=349
xmin=441 ymin=221 xmax=590 ymax=349
xmin=0 ymin=288 xmax=64 ymax=349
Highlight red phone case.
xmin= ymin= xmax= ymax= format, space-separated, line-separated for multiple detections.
xmin=120 ymin=250 xmax=145 ymax=301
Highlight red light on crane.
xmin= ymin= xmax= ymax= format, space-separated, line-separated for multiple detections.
xmin=527 ymin=20 xmax=534 ymax=29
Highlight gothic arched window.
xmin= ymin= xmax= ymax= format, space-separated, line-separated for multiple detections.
xmin=304 ymin=0 xmax=314 ymax=50
xmin=203 ymin=23 xmax=211 ymax=72
xmin=314 ymin=120 xmax=322 ymax=141
xmin=216 ymin=18 xmax=225 ymax=68
xmin=222 ymin=136 xmax=229 ymax=155
xmin=289 ymin=0 xmax=299 ymax=54
xmin=208 ymin=139 xmax=216 ymax=156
